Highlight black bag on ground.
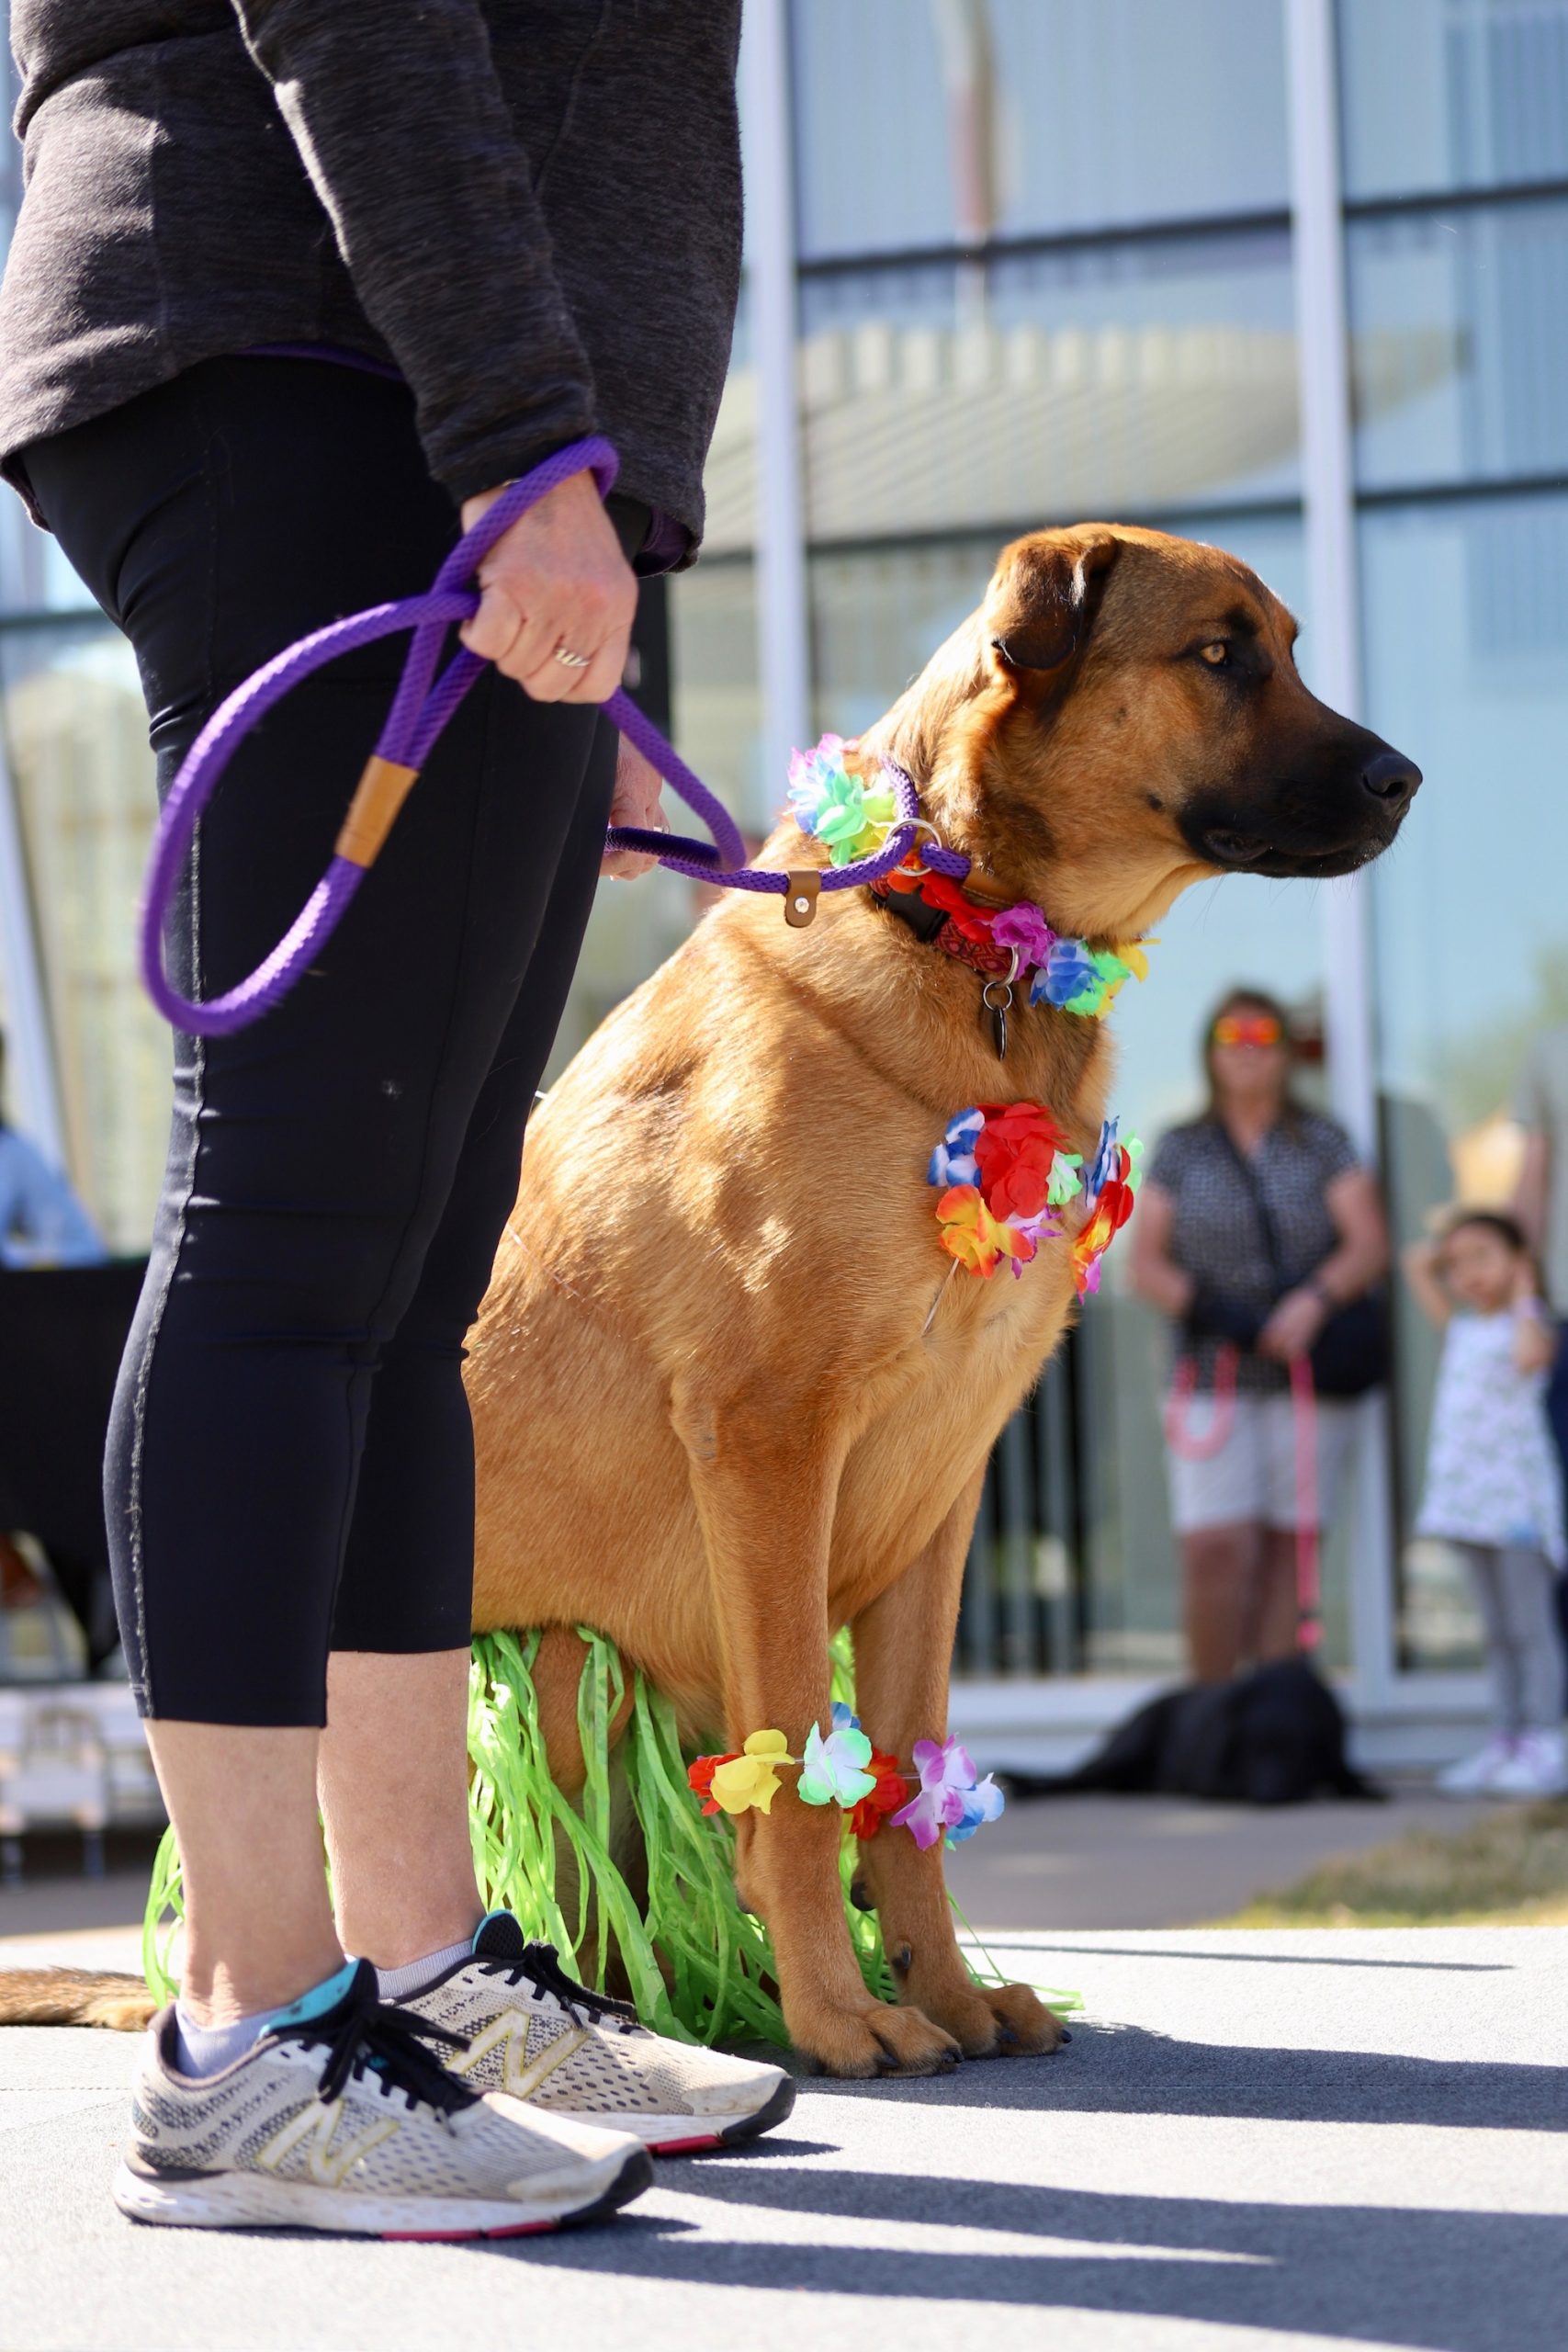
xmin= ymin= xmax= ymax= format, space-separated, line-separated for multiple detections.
xmin=1006 ymin=1657 xmax=1383 ymax=1807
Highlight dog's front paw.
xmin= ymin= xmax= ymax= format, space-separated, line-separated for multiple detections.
xmin=907 ymin=1976 xmax=1066 ymax=2059
xmin=791 ymin=1997 xmax=961 ymax=2080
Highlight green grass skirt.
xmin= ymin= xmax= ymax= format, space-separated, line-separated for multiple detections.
xmin=143 ymin=1626 xmax=1079 ymax=2046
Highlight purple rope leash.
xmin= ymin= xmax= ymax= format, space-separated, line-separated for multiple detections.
xmin=141 ymin=435 xmax=960 ymax=1035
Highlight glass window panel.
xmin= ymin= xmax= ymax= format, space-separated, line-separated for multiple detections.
xmin=1362 ymin=491 xmax=1568 ymax=1667
xmin=797 ymin=231 xmax=1300 ymax=542
xmin=1348 ymin=198 xmax=1568 ymax=489
xmin=547 ymin=560 xmax=763 ymax=1078
xmin=1339 ymin=0 xmax=1568 ymax=201
xmin=668 ymin=557 xmax=765 ymax=826
xmin=689 ymin=344 xmax=756 ymax=559
xmin=0 ymin=36 xmax=103 ymax=621
xmin=792 ymin=0 xmax=1289 ymax=258
xmin=0 ymin=623 xmax=167 ymax=1250
xmin=0 ymin=492 xmax=98 ymax=618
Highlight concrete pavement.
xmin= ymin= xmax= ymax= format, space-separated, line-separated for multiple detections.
xmin=943 ymin=1786 xmax=1501 ymax=1929
xmin=4 ymin=1925 xmax=1566 ymax=2352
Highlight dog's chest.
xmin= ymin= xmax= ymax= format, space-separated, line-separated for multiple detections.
xmin=826 ymin=1243 xmax=1075 ymax=1616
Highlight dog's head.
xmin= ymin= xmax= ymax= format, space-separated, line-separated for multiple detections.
xmin=863 ymin=525 xmax=1420 ymax=940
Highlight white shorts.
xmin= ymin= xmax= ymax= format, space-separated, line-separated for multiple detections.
xmin=1164 ymin=1389 xmax=1357 ymax=1534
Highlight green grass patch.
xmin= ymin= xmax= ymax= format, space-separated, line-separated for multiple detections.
xmin=1214 ymin=1800 xmax=1568 ymax=1927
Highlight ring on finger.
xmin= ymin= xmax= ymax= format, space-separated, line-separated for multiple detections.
xmin=552 ymin=644 xmax=592 ymax=670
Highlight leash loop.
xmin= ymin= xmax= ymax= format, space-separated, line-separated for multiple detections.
xmin=140 ymin=435 xmax=929 ymax=1036
xmin=1162 ymin=1345 xmax=1240 ymax=1461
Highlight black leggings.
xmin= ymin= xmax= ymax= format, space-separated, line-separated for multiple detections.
xmin=26 ymin=358 xmax=625 ymax=1725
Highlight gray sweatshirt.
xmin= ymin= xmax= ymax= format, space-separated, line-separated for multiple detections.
xmin=0 ymin=2 xmax=742 ymax=556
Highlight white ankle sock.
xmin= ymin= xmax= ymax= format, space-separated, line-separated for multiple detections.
xmin=173 ymin=1958 xmax=360 ymax=2078
xmin=172 ymin=2003 xmax=273 ymax=2078
xmin=376 ymin=1934 xmax=476 ymax=2004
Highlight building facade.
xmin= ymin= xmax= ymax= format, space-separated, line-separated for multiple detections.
xmin=1 ymin=2 xmax=1565 ymax=1758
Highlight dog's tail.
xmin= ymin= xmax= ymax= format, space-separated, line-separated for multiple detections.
xmin=0 ymin=1968 xmax=154 ymax=2031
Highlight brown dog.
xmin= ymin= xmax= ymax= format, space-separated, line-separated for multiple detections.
xmin=465 ymin=524 xmax=1419 ymax=2077
xmin=0 ymin=524 xmax=1417 ymax=2057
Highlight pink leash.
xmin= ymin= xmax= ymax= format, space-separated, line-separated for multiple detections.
xmin=1289 ymin=1353 xmax=1323 ymax=1652
xmin=1165 ymin=1344 xmax=1322 ymax=1652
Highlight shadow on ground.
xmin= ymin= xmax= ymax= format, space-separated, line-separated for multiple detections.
xmin=452 ymin=2015 xmax=1568 ymax=2349
xmin=790 ymin=2020 xmax=1568 ymax=2132
xmin=491 ymin=2166 xmax=1568 ymax=2351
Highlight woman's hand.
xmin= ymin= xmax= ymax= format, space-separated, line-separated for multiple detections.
xmin=459 ymin=468 xmax=636 ymax=706
xmin=1257 ymin=1285 xmax=1327 ymax=1363
xmin=601 ymin=736 xmax=667 ymax=878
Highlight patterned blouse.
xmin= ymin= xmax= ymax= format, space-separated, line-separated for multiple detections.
xmin=1146 ymin=1112 xmax=1358 ymax=1394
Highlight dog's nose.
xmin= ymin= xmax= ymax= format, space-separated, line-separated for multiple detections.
xmin=1361 ymin=748 xmax=1421 ymax=805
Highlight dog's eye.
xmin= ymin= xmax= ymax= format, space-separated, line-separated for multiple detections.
xmin=1198 ymin=640 xmax=1230 ymax=667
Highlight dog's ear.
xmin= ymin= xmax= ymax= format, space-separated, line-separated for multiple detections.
xmin=984 ymin=530 xmax=1122 ymax=680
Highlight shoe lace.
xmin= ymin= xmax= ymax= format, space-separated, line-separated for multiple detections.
xmin=273 ymin=1971 xmax=479 ymax=2115
xmin=479 ymin=1939 xmax=640 ymax=2034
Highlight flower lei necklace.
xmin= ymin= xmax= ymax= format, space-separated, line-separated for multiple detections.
xmin=688 ymin=1703 xmax=1004 ymax=1851
xmin=788 ymin=734 xmax=1152 ymax=1050
xmin=930 ymin=1107 xmax=1142 ymax=1291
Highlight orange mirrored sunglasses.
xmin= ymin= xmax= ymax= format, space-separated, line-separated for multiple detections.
xmin=1213 ymin=1013 xmax=1284 ymax=1049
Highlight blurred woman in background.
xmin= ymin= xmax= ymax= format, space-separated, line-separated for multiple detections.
xmin=1129 ymin=988 xmax=1389 ymax=1682
xmin=0 ymin=1027 xmax=103 ymax=1269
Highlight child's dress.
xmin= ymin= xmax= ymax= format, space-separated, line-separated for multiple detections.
xmin=1416 ymin=1310 xmax=1565 ymax=1566
xmin=1418 ymin=1309 xmax=1566 ymax=1780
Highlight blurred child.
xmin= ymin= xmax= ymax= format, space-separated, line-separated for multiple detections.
xmin=1404 ymin=1211 xmax=1568 ymax=1796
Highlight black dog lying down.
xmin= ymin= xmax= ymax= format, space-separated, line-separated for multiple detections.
xmin=1009 ymin=1658 xmax=1384 ymax=1807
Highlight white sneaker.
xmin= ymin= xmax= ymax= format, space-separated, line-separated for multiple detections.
xmin=114 ymin=1959 xmax=651 ymax=2237
xmin=1489 ymin=1727 xmax=1568 ymax=1799
xmin=1435 ymin=1735 xmax=1517 ymax=1795
xmin=403 ymin=1912 xmax=794 ymax=2155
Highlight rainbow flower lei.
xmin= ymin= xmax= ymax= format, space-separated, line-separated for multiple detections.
xmin=788 ymin=735 xmax=1152 ymax=1018
xmin=929 ymin=1107 xmax=1142 ymax=1290
xmin=687 ymin=1703 xmax=1001 ymax=1850
xmin=787 ymin=735 xmax=898 ymax=865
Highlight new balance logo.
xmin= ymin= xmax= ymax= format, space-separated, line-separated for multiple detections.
xmin=257 ymin=2098 xmax=399 ymax=2188
xmin=447 ymin=2014 xmax=589 ymax=2099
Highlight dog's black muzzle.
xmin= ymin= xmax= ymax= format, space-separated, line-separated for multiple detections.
xmin=1181 ymin=723 xmax=1422 ymax=879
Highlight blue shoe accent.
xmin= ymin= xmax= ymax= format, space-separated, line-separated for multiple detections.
xmin=472 ymin=1909 xmax=526 ymax=1960
xmin=265 ymin=1959 xmax=362 ymax=2034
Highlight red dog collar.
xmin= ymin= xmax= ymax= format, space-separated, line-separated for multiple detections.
xmin=869 ymin=863 xmax=1016 ymax=978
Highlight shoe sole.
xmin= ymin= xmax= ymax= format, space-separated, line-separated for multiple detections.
xmin=112 ymin=2143 xmax=652 ymax=2239
xmin=559 ymin=2072 xmax=795 ymax=2156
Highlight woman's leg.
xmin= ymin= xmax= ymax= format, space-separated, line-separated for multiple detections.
xmin=318 ymin=718 xmax=617 ymax=1967
xmin=142 ymin=1726 xmax=336 ymax=2019
xmin=1252 ymin=1530 xmax=1303 ymax=1663
xmin=318 ymin=1651 xmax=477 ymax=1971
xmin=27 ymin=358 xmax=605 ymax=2020
xmin=1181 ymin=1524 xmax=1263 ymax=1681
xmin=1170 ymin=1394 xmax=1266 ymax=1680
